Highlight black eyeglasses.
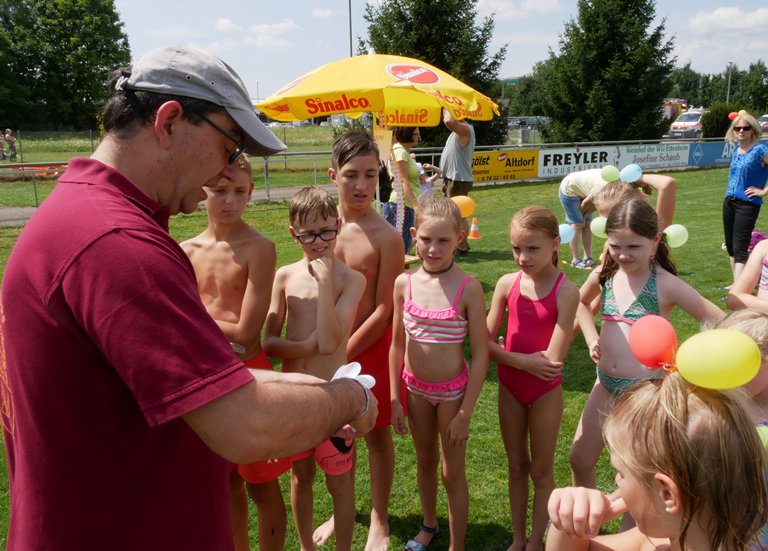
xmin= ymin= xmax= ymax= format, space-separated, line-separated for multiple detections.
xmin=197 ymin=113 xmax=245 ymax=164
xmin=291 ymin=228 xmax=339 ymax=244
xmin=734 ymin=126 xmax=752 ymax=132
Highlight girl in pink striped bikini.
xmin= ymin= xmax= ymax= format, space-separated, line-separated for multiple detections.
xmin=389 ymin=195 xmax=488 ymax=551
xmin=727 ymin=238 xmax=768 ymax=313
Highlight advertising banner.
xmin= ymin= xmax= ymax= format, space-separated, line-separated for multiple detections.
xmin=537 ymin=147 xmax=618 ymax=178
xmin=472 ymin=150 xmax=538 ymax=182
xmin=687 ymin=141 xmax=735 ymax=166
xmin=620 ymin=143 xmax=690 ymax=169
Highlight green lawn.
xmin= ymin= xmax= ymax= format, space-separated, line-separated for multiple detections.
xmin=0 ymin=167 xmax=742 ymax=549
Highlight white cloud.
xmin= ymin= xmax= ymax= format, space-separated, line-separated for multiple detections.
xmin=246 ymin=19 xmax=299 ymax=51
xmin=214 ymin=18 xmax=242 ymax=32
xmin=477 ymin=0 xmax=562 ymax=20
xmin=312 ymin=8 xmax=333 ymax=19
xmin=689 ymin=7 xmax=768 ymax=35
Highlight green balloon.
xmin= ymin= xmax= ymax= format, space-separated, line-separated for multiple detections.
xmin=590 ymin=216 xmax=608 ymax=239
xmin=600 ymin=165 xmax=620 ymax=182
xmin=664 ymin=224 xmax=689 ymax=248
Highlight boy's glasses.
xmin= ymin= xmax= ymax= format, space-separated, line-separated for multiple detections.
xmin=291 ymin=228 xmax=339 ymax=244
xmin=734 ymin=126 xmax=752 ymax=132
xmin=197 ymin=113 xmax=245 ymax=164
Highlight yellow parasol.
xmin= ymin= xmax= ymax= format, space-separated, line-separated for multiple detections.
xmin=256 ymin=53 xmax=499 ymax=126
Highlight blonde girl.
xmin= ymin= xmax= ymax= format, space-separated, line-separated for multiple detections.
xmin=487 ymin=206 xmax=580 ymax=551
xmin=548 ymin=371 xmax=768 ymax=550
xmin=390 ymin=195 xmax=488 ymax=551
xmin=593 ymin=173 xmax=677 ymax=230
xmin=571 ymin=198 xmax=724 ymax=489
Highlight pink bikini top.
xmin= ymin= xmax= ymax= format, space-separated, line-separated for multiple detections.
xmin=403 ymin=272 xmax=472 ymax=344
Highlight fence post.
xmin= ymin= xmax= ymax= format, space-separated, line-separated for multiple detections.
xmin=16 ymin=129 xmax=22 ymax=163
xmin=263 ymin=156 xmax=271 ymax=202
xmin=89 ymin=129 xmax=95 ymax=152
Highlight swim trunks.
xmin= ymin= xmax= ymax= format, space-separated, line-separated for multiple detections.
xmin=350 ymin=325 xmax=405 ymax=427
xmin=498 ymin=272 xmax=566 ymax=406
xmin=292 ymin=437 xmax=354 ymax=476
xmin=235 ymin=353 xmax=292 ymax=483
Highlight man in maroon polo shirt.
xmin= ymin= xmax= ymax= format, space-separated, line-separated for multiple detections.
xmin=0 ymin=45 xmax=377 ymax=550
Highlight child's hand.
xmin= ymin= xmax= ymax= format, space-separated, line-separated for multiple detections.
xmin=308 ymin=256 xmax=333 ymax=283
xmin=548 ymin=487 xmax=626 ymax=539
xmin=588 ymin=339 xmax=601 ymax=362
xmin=446 ymin=410 xmax=469 ymax=447
xmin=391 ymin=401 xmax=408 ymax=436
xmin=523 ymin=351 xmax=563 ymax=380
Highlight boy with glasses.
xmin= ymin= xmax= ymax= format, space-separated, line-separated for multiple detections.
xmin=263 ymin=186 xmax=366 ymax=551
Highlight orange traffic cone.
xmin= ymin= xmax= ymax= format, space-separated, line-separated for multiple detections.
xmin=467 ymin=217 xmax=481 ymax=240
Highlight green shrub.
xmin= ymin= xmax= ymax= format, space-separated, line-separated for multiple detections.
xmin=702 ymin=103 xmax=742 ymax=138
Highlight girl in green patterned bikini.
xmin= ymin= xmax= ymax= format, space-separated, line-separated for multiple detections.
xmin=569 ymin=199 xmax=724 ymax=494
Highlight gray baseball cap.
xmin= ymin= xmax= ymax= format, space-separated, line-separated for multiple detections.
xmin=116 ymin=44 xmax=286 ymax=156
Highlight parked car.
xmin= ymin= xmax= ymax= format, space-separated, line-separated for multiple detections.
xmin=759 ymin=114 xmax=768 ymax=134
xmin=668 ymin=109 xmax=706 ymax=139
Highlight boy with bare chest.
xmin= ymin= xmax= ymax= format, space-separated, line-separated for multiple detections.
xmin=263 ymin=186 xmax=365 ymax=551
xmin=182 ymin=155 xmax=287 ymax=551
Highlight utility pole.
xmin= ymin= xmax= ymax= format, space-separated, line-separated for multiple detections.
xmin=726 ymin=62 xmax=733 ymax=104
xmin=348 ymin=0 xmax=353 ymax=57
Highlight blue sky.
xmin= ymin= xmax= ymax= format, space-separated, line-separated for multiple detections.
xmin=113 ymin=1 xmax=768 ymax=102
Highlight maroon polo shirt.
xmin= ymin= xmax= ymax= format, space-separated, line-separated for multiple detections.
xmin=1 ymin=158 xmax=253 ymax=550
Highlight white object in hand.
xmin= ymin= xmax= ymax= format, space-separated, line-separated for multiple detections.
xmin=331 ymin=361 xmax=376 ymax=389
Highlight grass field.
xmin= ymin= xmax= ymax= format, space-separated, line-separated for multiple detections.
xmin=0 ymin=166 xmax=747 ymax=549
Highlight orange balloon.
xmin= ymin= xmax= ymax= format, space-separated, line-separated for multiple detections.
xmin=451 ymin=195 xmax=476 ymax=218
xmin=628 ymin=315 xmax=678 ymax=369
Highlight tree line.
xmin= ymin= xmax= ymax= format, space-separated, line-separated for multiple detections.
xmin=0 ymin=0 xmax=130 ymax=130
xmin=1 ymin=0 xmax=765 ymax=144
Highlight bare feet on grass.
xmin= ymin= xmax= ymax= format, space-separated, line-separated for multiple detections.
xmin=312 ymin=516 xmax=334 ymax=547
xmin=364 ymin=513 xmax=390 ymax=551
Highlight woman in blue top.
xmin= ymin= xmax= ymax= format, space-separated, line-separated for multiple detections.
xmin=723 ymin=112 xmax=768 ymax=285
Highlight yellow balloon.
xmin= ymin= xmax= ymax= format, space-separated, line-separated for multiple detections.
xmin=451 ymin=195 xmax=476 ymax=218
xmin=676 ymin=329 xmax=761 ymax=389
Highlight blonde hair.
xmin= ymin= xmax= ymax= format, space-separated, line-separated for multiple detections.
xmin=593 ymin=181 xmax=642 ymax=213
xmin=604 ymin=371 xmax=768 ymax=550
xmin=289 ymin=186 xmax=338 ymax=226
xmin=725 ymin=112 xmax=761 ymax=144
xmin=714 ymin=309 xmax=768 ymax=358
xmin=510 ymin=206 xmax=560 ymax=266
xmin=235 ymin=153 xmax=253 ymax=183
xmin=414 ymin=195 xmax=462 ymax=233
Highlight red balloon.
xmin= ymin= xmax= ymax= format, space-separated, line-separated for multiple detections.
xmin=728 ymin=111 xmax=738 ymax=121
xmin=628 ymin=315 xmax=678 ymax=369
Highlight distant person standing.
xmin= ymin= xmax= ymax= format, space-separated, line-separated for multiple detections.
xmin=5 ymin=128 xmax=16 ymax=160
xmin=722 ymin=113 xmax=768 ymax=285
xmin=558 ymin=168 xmax=610 ymax=269
xmin=439 ymin=109 xmax=475 ymax=256
xmin=0 ymin=129 xmax=5 ymax=160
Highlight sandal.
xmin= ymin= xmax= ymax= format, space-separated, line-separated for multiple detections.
xmin=581 ymin=257 xmax=598 ymax=268
xmin=570 ymin=258 xmax=587 ymax=269
xmin=404 ymin=523 xmax=439 ymax=551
